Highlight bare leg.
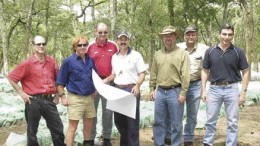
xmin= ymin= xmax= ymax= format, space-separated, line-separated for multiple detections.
xmin=66 ymin=120 xmax=79 ymax=146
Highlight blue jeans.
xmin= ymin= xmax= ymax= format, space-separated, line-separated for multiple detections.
xmin=184 ymin=80 xmax=201 ymax=142
xmin=114 ymin=87 xmax=140 ymax=146
xmin=25 ymin=97 xmax=65 ymax=146
xmin=91 ymin=93 xmax=113 ymax=139
xmin=153 ymin=87 xmax=183 ymax=146
xmin=203 ymin=83 xmax=239 ymax=146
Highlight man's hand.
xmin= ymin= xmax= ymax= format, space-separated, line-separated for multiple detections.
xmin=20 ymin=92 xmax=31 ymax=104
xmin=178 ymin=95 xmax=186 ymax=104
xmin=239 ymin=92 xmax=246 ymax=106
xmin=201 ymin=91 xmax=207 ymax=102
xmin=61 ymin=96 xmax=69 ymax=106
xmin=150 ymin=91 xmax=156 ymax=101
xmin=131 ymin=85 xmax=140 ymax=97
xmin=53 ymin=94 xmax=60 ymax=105
xmin=91 ymin=91 xmax=97 ymax=99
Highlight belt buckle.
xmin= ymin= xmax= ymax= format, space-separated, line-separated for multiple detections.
xmin=222 ymin=82 xmax=229 ymax=86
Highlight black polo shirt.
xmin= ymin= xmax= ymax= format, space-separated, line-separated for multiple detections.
xmin=203 ymin=43 xmax=249 ymax=82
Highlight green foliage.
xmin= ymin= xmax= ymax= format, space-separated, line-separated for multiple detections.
xmin=1 ymin=0 xmax=260 ymax=71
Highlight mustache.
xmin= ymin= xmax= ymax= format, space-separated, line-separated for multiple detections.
xmin=120 ymin=43 xmax=126 ymax=46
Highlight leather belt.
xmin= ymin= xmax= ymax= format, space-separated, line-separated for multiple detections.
xmin=210 ymin=81 xmax=236 ymax=86
xmin=158 ymin=84 xmax=181 ymax=90
xmin=116 ymin=84 xmax=136 ymax=89
xmin=190 ymin=79 xmax=200 ymax=83
xmin=31 ymin=94 xmax=52 ymax=99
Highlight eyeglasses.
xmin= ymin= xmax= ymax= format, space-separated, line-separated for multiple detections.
xmin=77 ymin=44 xmax=87 ymax=47
xmin=98 ymin=31 xmax=108 ymax=35
xmin=35 ymin=43 xmax=46 ymax=46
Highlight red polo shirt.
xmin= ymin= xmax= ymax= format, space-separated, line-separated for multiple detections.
xmin=87 ymin=39 xmax=118 ymax=78
xmin=8 ymin=54 xmax=59 ymax=95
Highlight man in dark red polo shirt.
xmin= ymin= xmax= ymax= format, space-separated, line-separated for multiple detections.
xmin=87 ymin=22 xmax=118 ymax=146
xmin=7 ymin=35 xmax=65 ymax=146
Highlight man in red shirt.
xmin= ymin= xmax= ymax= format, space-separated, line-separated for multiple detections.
xmin=7 ymin=35 xmax=65 ymax=146
xmin=87 ymin=22 xmax=118 ymax=146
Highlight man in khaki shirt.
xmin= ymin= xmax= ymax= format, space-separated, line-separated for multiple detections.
xmin=177 ymin=26 xmax=209 ymax=146
xmin=149 ymin=26 xmax=190 ymax=146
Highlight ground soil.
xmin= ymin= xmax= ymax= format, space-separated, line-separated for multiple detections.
xmin=1 ymin=105 xmax=259 ymax=146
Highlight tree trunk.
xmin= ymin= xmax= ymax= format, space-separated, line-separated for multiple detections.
xmin=110 ymin=0 xmax=117 ymax=39
xmin=240 ymin=0 xmax=254 ymax=76
xmin=167 ymin=0 xmax=175 ymax=25
xmin=91 ymin=0 xmax=95 ymax=21
xmin=25 ymin=0 xmax=36 ymax=56
xmin=45 ymin=0 xmax=50 ymax=41
xmin=0 ymin=1 xmax=8 ymax=74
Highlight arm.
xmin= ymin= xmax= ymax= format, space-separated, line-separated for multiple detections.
xmin=103 ymin=74 xmax=116 ymax=84
xmin=57 ymin=84 xmax=69 ymax=106
xmin=201 ymin=68 xmax=209 ymax=102
xmin=7 ymin=77 xmax=31 ymax=104
xmin=149 ymin=56 xmax=157 ymax=101
xmin=179 ymin=52 xmax=190 ymax=104
xmin=239 ymin=68 xmax=250 ymax=106
xmin=132 ymin=72 xmax=146 ymax=97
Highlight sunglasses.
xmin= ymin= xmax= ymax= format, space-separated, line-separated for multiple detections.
xmin=77 ymin=44 xmax=87 ymax=47
xmin=98 ymin=31 xmax=108 ymax=35
xmin=35 ymin=43 xmax=46 ymax=46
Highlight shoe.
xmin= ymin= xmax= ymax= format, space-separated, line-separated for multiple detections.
xmin=102 ymin=138 xmax=112 ymax=146
xmin=203 ymin=143 xmax=210 ymax=146
xmin=164 ymin=138 xmax=171 ymax=145
xmin=83 ymin=140 xmax=94 ymax=146
xmin=184 ymin=141 xmax=193 ymax=146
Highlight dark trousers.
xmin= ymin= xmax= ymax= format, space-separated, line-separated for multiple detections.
xmin=25 ymin=97 xmax=65 ymax=146
xmin=114 ymin=87 xmax=140 ymax=146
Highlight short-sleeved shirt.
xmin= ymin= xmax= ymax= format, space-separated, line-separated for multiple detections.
xmin=112 ymin=48 xmax=147 ymax=85
xmin=203 ymin=43 xmax=249 ymax=82
xmin=177 ymin=42 xmax=209 ymax=81
xmin=149 ymin=46 xmax=190 ymax=96
xmin=87 ymin=39 xmax=118 ymax=78
xmin=8 ymin=54 xmax=59 ymax=95
xmin=56 ymin=53 xmax=96 ymax=96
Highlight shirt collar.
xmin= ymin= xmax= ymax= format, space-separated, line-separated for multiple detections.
xmin=116 ymin=47 xmax=132 ymax=55
xmin=31 ymin=54 xmax=49 ymax=63
xmin=96 ymin=38 xmax=108 ymax=47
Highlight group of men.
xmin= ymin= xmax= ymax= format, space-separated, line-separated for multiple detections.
xmin=149 ymin=24 xmax=249 ymax=146
xmin=7 ymin=22 xmax=249 ymax=146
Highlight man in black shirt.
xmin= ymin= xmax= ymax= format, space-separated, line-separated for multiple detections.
xmin=201 ymin=23 xmax=249 ymax=146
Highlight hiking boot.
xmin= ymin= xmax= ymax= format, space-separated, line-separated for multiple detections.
xmin=83 ymin=140 xmax=94 ymax=146
xmin=184 ymin=141 xmax=193 ymax=146
xmin=102 ymin=138 xmax=112 ymax=146
xmin=164 ymin=138 xmax=171 ymax=145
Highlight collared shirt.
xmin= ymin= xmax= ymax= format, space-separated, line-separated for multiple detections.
xmin=203 ymin=43 xmax=249 ymax=82
xmin=112 ymin=48 xmax=147 ymax=85
xmin=149 ymin=46 xmax=190 ymax=96
xmin=8 ymin=54 xmax=59 ymax=95
xmin=56 ymin=53 xmax=96 ymax=96
xmin=87 ymin=39 xmax=118 ymax=78
xmin=177 ymin=42 xmax=209 ymax=81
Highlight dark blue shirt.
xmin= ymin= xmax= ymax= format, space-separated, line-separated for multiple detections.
xmin=203 ymin=43 xmax=249 ymax=82
xmin=57 ymin=53 xmax=96 ymax=96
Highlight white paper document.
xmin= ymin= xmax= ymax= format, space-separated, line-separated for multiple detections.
xmin=92 ymin=69 xmax=137 ymax=119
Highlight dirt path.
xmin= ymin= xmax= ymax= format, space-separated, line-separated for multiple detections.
xmin=1 ymin=106 xmax=260 ymax=146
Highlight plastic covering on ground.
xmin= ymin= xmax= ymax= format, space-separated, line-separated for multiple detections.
xmin=1 ymin=75 xmax=260 ymax=146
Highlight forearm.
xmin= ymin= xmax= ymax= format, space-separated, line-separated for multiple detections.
xmin=201 ymin=68 xmax=209 ymax=92
xmin=104 ymin=74 xmax=116 ymax=83
xmin=241 ymin=68 xmax=250 ymax=94
xmin=57 ymin=85 xmax=65 ymax=98
xmin=136 ymin=72 xmax=145 ymax=87
xmin=7 ymin=77 xmax=25 ymax=95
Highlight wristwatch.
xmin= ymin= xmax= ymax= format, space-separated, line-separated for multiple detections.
xmin=59 ymin=92 xmax=65 ymax=97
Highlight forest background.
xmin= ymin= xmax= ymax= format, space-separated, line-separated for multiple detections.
xmin=0 ymin=0 xmax=259 ymax=75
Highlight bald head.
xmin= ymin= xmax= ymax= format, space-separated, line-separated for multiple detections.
xmin=32 ymin=35 xmax=46 ymax=45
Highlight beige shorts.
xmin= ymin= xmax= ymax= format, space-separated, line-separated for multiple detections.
xmin=67 ymin=92 xmax=96 ymax=120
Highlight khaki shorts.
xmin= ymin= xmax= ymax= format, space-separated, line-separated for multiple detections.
xmin=67 ymin=92 xmax=96 ymax=120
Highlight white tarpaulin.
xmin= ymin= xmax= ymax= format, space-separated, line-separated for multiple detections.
xmin=92 ymin=69 xmax=137 ymax=119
